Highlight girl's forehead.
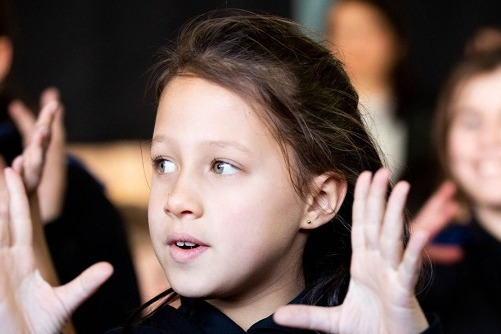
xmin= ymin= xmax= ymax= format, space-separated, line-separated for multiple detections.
xmin=157 ymin=76 xmax=274 ymax=128
xmin=455 ymin=71 xmax=501 ymax=101
xmin=448 ymin=71 xmax=501 ymax=121
xmin=153 ymin=76 xmax=278 ymax=144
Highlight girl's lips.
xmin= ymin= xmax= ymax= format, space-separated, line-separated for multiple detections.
xmin=169 ymin=244 xmax=208 ymax=263
xmin=167 ymin=233 xmax=209 ymax=263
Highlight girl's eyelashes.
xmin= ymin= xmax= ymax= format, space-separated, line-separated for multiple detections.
xmin=150 ymin=156 xmax=240 ymax=175
xmin=211 ymin=159 xmax=239 ymax=175
xmin=151 ymin=156 xmax=177 ymax=174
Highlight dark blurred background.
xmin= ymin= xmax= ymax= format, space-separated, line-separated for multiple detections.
xmin=5 ymin=1 xmax=291 ymax=142
xmin=4 ymin=0 xmax=501 ymax=142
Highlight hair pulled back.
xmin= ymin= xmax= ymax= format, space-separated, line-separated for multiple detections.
xmin=151 ymin=9 xmax=383 ymax=307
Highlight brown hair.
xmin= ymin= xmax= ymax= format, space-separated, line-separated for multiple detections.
xmin=136 ymin=10 xmax=386 ymax=321
xmin=149 ymin=9 xmax=385 ymax=307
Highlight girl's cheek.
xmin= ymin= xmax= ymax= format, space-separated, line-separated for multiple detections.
xmin=448 ymin=125 xmax=470 ymax=157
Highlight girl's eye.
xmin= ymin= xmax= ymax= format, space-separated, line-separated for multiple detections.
xmin=157 ymin=159 xmax=176 ymax=174
xmin=212 ymin=160 xmax=238 ymax=175
xmin=459 ymin=114 xmax=482 ymax=130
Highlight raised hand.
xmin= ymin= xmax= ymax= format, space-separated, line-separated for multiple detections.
xmin=9 ymin=87 xmax=67 ymax=222
xmin=0 ymin=167 xmax=113 ymax=334
xmin=275 ymin=168 xmax=455 ymax=334
xmin=6 ymin=96 xmax=63 ymax=286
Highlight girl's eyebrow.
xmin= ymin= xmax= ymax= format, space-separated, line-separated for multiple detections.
xmin=151 ymin=135 xmax=250 ymax=153
xmin=151 ymin=135 xmax=167 ymax=144
xmin=204 ymin=140 xmax=251 ymax=153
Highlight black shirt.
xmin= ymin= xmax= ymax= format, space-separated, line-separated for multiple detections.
xmin=420 ymin=218 xmax=501 ymax=333
xmin=109 ymin=293 xmax=443 ymax=334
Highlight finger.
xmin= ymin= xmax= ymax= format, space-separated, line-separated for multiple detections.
xmin=43 ymin=97 xmax=66 ymax=160
xmin=352 ymin=171 xmax=373 ymax=249
xmin=425 ymin=244 xmax=464 ymax=264
xmin=365 ymin=168 xmax=391 ymax=248
xmin=40 ymin=87 xmax=61 ymax=106
xmin=399 ymin=230 xmax=430 ymax=291
xmin=274 ymin=304 xmax=340 ymax=333
xmin=34 ymin=100 xmax=58 ymax=135
xmin=411 ymin=181 xmax=458 ymax=238
xmin=21 ymin=127 xmax=47 ymax=192
xmin=4 ymin=168 xmax=33 ymax=246
xmin=11 ymin=155 xmax=24 ymax=175
xmin=380 ymin=180 xmax=410 ymax=268
xmin=21 ymin=101 xmax=58 ymax=192
xmin=37 ymin=99 xmax=66 ymax=222
xmin=8 ymin=100 xmax=36 ymax=145
xmin=0 ymin=162 xmax=11 ymax=247
xmin=55 ymin=262 xmax=113 ymax=315
xmin=39 ymin=88 xmax=64 ymax=143
xmin=50 ymin=99 xmax=65 ymax=144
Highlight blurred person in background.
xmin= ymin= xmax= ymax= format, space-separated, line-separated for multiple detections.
xmin=324 ymin=0 xmax=449 ymax=216
xmin=325 ymin=0 xmax=409 ymax=181
xmin=419 ymin=46 xmax=501 ymax=334
xmin=0 ymin=1 xmax=141 ymax=332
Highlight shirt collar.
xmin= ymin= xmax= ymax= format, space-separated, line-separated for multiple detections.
xmin=178 ymin=292 xmax=312 ymax=334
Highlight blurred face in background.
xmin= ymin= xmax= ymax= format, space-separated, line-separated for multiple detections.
xmin=447 ymin=68 xmax=501 ymax=210
xmin=325 ymin=0 xmax=401 ymax=86
xmin=0 ymin=35 xmax=12 ymax=83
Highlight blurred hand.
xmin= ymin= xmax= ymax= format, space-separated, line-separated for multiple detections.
xmin=411 ymin=182 xmax=463 ymax=264
xmin=0 ymin=167 xmax=112 ymax=334
xmin=9 ymin=87 xmax=67 ymax=223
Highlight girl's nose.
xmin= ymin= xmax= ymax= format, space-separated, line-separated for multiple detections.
xmin=163 ymin=175 xmax=203 ymax=219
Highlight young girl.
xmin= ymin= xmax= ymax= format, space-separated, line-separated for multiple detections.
xmin=0 ymin=10 xmax=453 ymax=334
xmin=420 ymin=47 xmax=501 ymax=334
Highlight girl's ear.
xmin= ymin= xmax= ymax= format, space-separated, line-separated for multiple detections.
xmin=300 ymin=173 xmax=347 ymax=230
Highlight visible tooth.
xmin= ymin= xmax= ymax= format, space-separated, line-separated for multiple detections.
xmin=184 ymin=242 xmax=196 ymax=247
xmin=176 ymin=241 xmax=185 ymax=247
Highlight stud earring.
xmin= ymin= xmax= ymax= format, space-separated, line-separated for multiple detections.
xmin=307 ymin=220 xmax=312 ymax=224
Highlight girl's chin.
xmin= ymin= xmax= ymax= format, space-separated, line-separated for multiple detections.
xmin=168 ymin=281 xmax=212 ymax=299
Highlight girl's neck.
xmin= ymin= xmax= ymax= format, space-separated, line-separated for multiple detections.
xmin=473 ymin=205 xmax=501 ymax=241
xmin=207 ymin=275 xmax=304 ymax=331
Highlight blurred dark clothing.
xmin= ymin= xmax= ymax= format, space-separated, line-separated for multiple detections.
xmin=420 ymin=218 xmax=501 ymax=334
xmin=106 ymin=293 xmax=443 ymax=334
xmin=1 ymin=90 xmax=141 ymax=334
xmin=400 ymin=106 xmax=438 ymax=216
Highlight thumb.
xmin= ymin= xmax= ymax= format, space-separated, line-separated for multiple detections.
xmin=274 ymin=304 xmax=340 ymax=333
xmin=55 ymin=262 xmax=113 ymax=315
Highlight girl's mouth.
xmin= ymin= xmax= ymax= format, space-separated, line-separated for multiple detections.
xmin=168 ymin=233 xmax=208 ymax=263
xmin=175 ymin=241 xmax=199 ymax=249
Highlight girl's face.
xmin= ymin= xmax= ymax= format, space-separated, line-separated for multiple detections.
xmin=326 ymin=1 xmax=400 ymax=85
xmin=149 ymin=76 xmax=309 ymax=304
xmin=447 ymin=68 xmax=501 ymax=209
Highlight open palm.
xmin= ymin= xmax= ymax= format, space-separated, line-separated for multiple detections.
xmin=275 ymin=169 xmax=455 ymax=334
xmin=0 ymin=168 xmax=112 ymax=334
